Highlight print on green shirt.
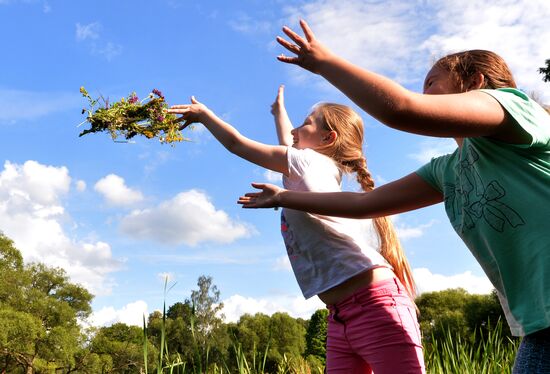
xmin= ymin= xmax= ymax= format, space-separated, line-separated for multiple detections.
xmin=443 ymin=145 xmax=525 ymax=233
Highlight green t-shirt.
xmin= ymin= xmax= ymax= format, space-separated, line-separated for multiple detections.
xmin=416 ymin=88 xmax=550 ymax=336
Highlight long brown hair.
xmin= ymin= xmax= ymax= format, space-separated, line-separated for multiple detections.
xmin=434 ymin=49 xmax=517 ymax=91
xmin=314 ymin=103 xmax=417 ymax=298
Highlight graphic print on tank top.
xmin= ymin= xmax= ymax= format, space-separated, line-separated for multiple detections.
xmin=281 ymin=212 xmax=299 ymax=257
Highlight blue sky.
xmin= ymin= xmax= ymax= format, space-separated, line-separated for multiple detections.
xmin=1 ymin=0 xmax=549 ymax=326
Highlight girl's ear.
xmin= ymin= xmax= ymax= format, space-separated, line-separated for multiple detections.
xmin=466 ymin=72 xmax=485 ymax=91
xmin=323 ymin=130 xmax=338 ymax=145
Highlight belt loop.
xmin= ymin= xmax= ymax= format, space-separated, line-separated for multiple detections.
xmin=332 ymin=305 xmax=344 ymax=324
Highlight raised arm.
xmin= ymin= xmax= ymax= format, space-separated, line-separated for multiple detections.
xmin=270 ymin=85 xmax=294 ymax=146
xmin=277 ymin=20 xmax=523 ymax=143
xmin=238 ymin=172 xmax=443 ymax=218
xmin=168 ymin=97 xmax=288 ymax=175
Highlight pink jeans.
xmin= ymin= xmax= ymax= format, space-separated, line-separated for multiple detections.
xmin=326 ymin=278 xmax=425 ymax=374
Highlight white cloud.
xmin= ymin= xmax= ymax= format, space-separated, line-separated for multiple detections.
xmin=282 ymin=0 xmax=428 ymax=84
xmin=0 ymin=160 xmax=122 ymax=295
xmin=92 ymin=41 xmax=122 ymax=61
xmin=94 ymin=174 xmax=144 ymax=206
xmin=3 ymin=160 xmax=70 ymax=202
xmin=119 ymin=189 xmax=254 ymax=246
xmin=88 ymin=300 xmax=148 ymax=327
xmin=273 ymin=255 xmax=292 ymax=271
xmin=75 ymin=180 xmax=86 ymax=192
xmin=395 ymin=219 xmax=437 ymax=240
xmin=414 ymin=267 xmax=494 ymax=295
xmin=263 ymin=169 xmax=282 ymax=183
xmin=220 ymin=294 xmax=325 ymax=323
xmin=374 ymin=174 xmax=388 ymax=186
xmin=0 ymin=88 xmax=80 ymax=123
xmin=219 ymin=267 xmax=494 ymax=323
xmin=281 ymin=0 xmax=550 ymax=100
xmin=408 ymin=139 xmax=458 ymax=164
xmin=75 ymin=22 xmax=122 ymax=61
xmin=157 ymin=272 xmax=175 ymax=283
xmin=76 ymin=22 xmax=101 ymax=41
xmin=228 ymin=13 xmax=273 ymax=35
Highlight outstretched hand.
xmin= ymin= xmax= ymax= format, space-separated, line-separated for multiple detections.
xmin=167 ymin=96 xmax=208 ymax=130
xmin=276 ymin=19 xmax=334 ymax=74
xmin=237 ymin=182 xmax=284 ymax=209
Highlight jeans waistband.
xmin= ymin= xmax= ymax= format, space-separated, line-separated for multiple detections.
xmin=327 ymin=277 xmax=404 ymax=311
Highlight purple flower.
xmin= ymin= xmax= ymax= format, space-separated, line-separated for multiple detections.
xmin=157 ymin=115 xmax=165 ymax=122
xmin=152 ymin=89 xmax=164 ymax=99
xmin=129 ymin=94 xmax=139 ymax=104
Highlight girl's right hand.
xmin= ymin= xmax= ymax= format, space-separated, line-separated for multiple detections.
xmin=168 ymin=96 xmax=210 ymax=130
xmin=237 ymin=182 xmax=284 ymax=209
xmin=270 ymin=84 xmax=285 ymax=116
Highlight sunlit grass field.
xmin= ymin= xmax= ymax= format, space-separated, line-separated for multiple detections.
xmin=143 ymin=307 xmax=518 ymax=374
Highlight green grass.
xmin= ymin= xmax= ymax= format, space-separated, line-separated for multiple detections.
xmin=424 ymin=321 xmax=518 ymax=374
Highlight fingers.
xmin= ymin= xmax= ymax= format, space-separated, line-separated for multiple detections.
xmin=237 ymin=195 xmax=257 ymax=208
xmin=250 ymin=182 xmax=267 ymax=189
xmin=299 ymin=19 xmax=316 ymax=42
xmin=276 ymin=36 xmax=301 ymax=55
xmin=167 ymin=108 xmax=189 ymax=115
xmin=275 ymin=84 xmax=285 ymax=103
xmin=277 ymin=84 xmax=285 ymax=97
xmin=282 ymin=25 xmax=307 ymax=48
xmin=191 ymin=95 xmax=199 ymax=104
xmin=277 ymin=54 xmax=300 ymax=65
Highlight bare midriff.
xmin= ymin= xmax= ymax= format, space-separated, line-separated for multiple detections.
xmin=318 ymin=266 xmax=396 ymax=305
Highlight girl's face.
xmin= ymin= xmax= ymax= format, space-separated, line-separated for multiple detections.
xmin=291 ymin=111 xmax=330 ymax=150
xmin=423 ymin=65 xmax=461 ymax=95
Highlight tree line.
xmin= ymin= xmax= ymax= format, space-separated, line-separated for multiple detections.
xmin=1 ymin=233 xmax=513 ymax=373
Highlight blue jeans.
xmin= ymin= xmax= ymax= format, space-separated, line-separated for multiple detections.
xmin=513 ymin=327 xmax=550 ymax=374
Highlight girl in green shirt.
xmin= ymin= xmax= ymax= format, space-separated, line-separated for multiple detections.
xmin=239 ymin=19 xmax=550 ymax=374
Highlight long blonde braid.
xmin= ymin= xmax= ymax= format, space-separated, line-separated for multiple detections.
xmin=314 ymin=103 xmax=417 ymax=299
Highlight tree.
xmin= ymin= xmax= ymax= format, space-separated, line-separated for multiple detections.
xmin=540 ymin=59 xmax=550 ymax=82
xmin=226 ymin=312 xmax=272 ymax=371
xmin=416 ymin=288 xmax=470 ymax=342
xmin=0 ymin=235 xmax=26 ymax=308
xmin=146 ymin=275 xmax=230 ymax=372
xmin=304 ymin=308 xmax=329 ymax=365
xmin=0 ymin=234 xmax=94 ymax=374
xmin=227 ymin=311 xmax=306 ymax=373
xmin=88 ymin=323 xmax=145 ymax=373
xmin=188 ymin=275 xmax=230 ymax=371
xmin=416 ymin=288 xmax=507 ymax=344
xmin=164 ymin=302 xmax=195 ymax=358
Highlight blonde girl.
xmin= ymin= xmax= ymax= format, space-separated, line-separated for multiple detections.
xmin=169 ymin=86 xmax=424 ymax=373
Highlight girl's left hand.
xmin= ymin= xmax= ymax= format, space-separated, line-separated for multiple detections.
xmin=277 ymin=19 xmax=334 ymax=74
xmin=168 ymin=96 xmax=209 ymax=129
xmin=270 ymin=84 xmax=285 ymax=116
